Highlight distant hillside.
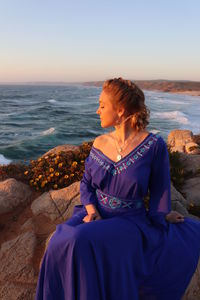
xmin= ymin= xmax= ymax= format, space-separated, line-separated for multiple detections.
xmin=82 ymin=80 xmax=200 ymax=94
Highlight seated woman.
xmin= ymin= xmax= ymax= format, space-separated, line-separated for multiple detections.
xmin=35 ymin=77 xmax=200 ymax=300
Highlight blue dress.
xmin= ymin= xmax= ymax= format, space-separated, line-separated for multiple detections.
xmin=35 ymin=132 xmax=200 ymax=300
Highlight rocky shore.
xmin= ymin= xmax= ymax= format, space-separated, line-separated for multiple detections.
xmin=0 ymin=129 xmax=200 ymax=299
xmin=82 ymin=80 xmax=200 ymax=97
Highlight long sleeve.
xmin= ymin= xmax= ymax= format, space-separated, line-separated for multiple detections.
xmin=147 ymin=136 xmax=171 ymax=230
xmin=80 ymin=155 xmax=97 ymax=206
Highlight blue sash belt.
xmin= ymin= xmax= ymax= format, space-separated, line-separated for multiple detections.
xmin=95 ymin=189 xmax=145 ymax=217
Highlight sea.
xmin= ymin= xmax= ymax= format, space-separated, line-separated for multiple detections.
xmin=0 ymin=84 xmax=200 ymax=165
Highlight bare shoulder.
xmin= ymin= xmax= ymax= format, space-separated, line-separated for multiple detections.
xmin=93 ymin=134 xmax=109 ymax=149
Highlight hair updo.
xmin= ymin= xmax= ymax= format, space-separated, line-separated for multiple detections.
xmin=102 ymin=77 xmax=150 ymax=132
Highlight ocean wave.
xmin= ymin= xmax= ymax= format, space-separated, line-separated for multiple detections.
xmin=0 ymin=154 xmax=12 ymax=165
xmin=153 ymin=97 xmax=189 ymax=105
xmin=152 ymin=111 xmax=189 ymax=124
xmin=48 ymin=99 xmax=57 ymax=104
xmin=150 ymin=129 xmax=160 ymax=134
xmin=41 ymin=127 xmax=55 ymax=136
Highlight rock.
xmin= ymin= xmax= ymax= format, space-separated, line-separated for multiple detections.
xmin=42 ymin=144 xmax=80 ymax=157
xmin=171 ymin=183 xmax=187 ymax=208
xmin=185 ymin=142 xmax=200 ymax=154
xmin=0 ymin=178 xmax=33 ymax=214
xmin=182 ymin=257 xmax=200 ymax=300
xmin=178 ymin=152 xmax=200 ymax=175
xmin=167 ymin=129 xmax=200 ymax=154
xmin=0 ymin=282 xmax=35 ymax=300
xmin=31 ymin=181 xmax=81 ymax=223
xmin=171 ymin=200 xmax=189 ymax=217
xmin=20 ymin=218 xmax=35 ymax=232
xmin=0 ymin=232 xmax=37 ymax=284
xmin=179 ymin=177 xmax=200 ymax=207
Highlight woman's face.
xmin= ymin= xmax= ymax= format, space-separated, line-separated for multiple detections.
xmin=96 ymin=90 xmax=121 ymax=128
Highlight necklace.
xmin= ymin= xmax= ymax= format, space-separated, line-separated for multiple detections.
xmin=113 ymin=131 xmax=138 ymax=161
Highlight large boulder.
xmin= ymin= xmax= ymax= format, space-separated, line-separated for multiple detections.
xmin=182 ymin=257 xmax=200 ymax=300
xmin=179 ymin=177 xmax=200 ymax=207
xmin=42 ymin=144 xmax=80 ymax=157
xmin=0 ymin=178 xmax=33 ymax=214
xmin=31 ymin=181 xmax=81 ymax=223
xmin=0 ymin=231 xmax=37 ymax=300
xmin=167 ymin=129 xmax=200 ymax=154
xmin=178 ymin=152 xmax=200 ymax=175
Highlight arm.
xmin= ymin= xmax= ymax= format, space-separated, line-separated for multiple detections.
xmin=80 ymin=154 xmax=99 ymax=215
xmin=147 ymin=136 xmax=171 ymax=230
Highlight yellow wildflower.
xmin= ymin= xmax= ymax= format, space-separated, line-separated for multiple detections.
xmin=53 ymin=184 xmax=58 ymax=189
xmin=70 ymin=173 xmax=74 ymax=177
xmin=55 ymin=172 xmax=60 ymax=177
xmin=29 ymin=179 xmax=34 ymax=183
xmin=72 ymin=161 xmax=78 ymax=167
xmin=64 ymin=175 xmax=69 ymax=179
xmin=38 ymin=175 xmax=43 ymax=179
xmin=38 ymin=158 xmax=42 ymax=162
xmin=24 ymin=170 xmax=29 ymax=175
xmin=35 ymin=178 xmax=40 ymax=182
xmin=50 ymin=173 xmax=54 ymax=177
xmin=41 ymin=182 xmax=46 ymax=188
xmin=33 ymin=182 xmax=37 ymax=186
xmin=58 ymin=163 xmax=63 ymax=168
xmin=49 ymin=168 xmax=54 ymax=172
xmin=44 ymin=156 xmax=49 ymax=159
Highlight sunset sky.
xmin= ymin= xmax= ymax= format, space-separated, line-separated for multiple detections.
xmin=0 ymin=0 xmax=199 ymax=82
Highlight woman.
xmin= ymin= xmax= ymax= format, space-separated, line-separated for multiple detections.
xmin=35 ymin=78 xmax=200 ymax=300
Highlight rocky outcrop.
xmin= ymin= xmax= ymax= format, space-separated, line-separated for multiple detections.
xmin=180 ymin=177 xmax=200 ymax=207
xmin=167 ymin=129 xmax=200 ymax=154
xmin=42 ymin=144 xmax=79 ymax=157
xmin=182 ymin=258 xmax=200 ymax=300
xmin=0 ymin=232 xmax=37 ymax=300
xmin=31 ymin=181 xmax=81 ymax=222
xmin=0 ymin=129 xmax=200 ymax=299
xmin=0 ymin=178 xmax=32 ymax=214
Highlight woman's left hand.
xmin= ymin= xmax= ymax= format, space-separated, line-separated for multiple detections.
xmin=83 ymin=212 xmax=102 ymax=223
xmin=165 ymin=210 xmax=185 ymax=223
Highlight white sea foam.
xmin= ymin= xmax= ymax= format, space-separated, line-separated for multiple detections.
xmin=151 ymin=111 xmax=189 ymax=124
xmin=41 ymin=127 xmax=55 ymax=136
xmin=48 ymin=99 xmax=57 ymax=104
xmin=153 ymin=98 xmax=189 ymax=105
xmin=150 ymin=129 xmax=160 ymax=134
xmin=0 ymin=154 xmax=12 ymax=165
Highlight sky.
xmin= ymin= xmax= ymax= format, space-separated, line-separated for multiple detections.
xmin=0 ymin=0 xmax=199 ymax=82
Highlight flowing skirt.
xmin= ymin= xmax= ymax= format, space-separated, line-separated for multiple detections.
xmin=35 ymin=204 xmax=200 ymax=300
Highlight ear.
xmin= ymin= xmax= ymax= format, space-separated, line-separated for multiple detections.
xmin=117 ymin=106 xmax=125 ymax=118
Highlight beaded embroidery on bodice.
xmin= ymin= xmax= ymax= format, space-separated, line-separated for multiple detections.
xmin=90 ymin=133 xmax=159 ymax=176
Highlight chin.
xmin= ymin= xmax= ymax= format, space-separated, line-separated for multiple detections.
xmin=101 ymin=122 xmax=112 ymax=129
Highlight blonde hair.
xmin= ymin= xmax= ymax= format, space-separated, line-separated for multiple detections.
xmin=102 ymin=77 xmax=150 ymax=132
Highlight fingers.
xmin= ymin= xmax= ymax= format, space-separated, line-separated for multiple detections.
xmin=83 ymin=213 xmax=102 ymax=223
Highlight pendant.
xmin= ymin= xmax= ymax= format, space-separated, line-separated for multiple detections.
xmin=117 ymin=154 xmax=122 ymax=161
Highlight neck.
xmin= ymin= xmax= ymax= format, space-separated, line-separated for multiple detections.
xmin=113 ymin=114 xmax=138 ymax=143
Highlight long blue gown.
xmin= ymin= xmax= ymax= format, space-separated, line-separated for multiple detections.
xmin=35 ymin=132 xmax=200 ymax=300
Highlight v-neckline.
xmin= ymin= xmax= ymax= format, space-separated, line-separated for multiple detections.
xmin=91 ymin=132 xmax=153 ymax=165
